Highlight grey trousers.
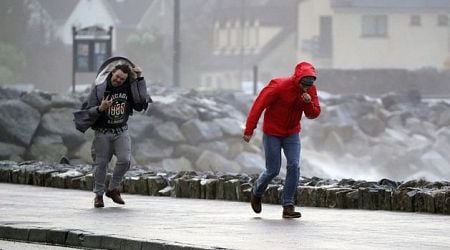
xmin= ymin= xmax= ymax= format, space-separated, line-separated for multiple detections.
xmin=91 ymin=130 xmax=131 ymax=195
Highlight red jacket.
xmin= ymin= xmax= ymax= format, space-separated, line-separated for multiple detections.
xmin=244 ymin=62 xmax=321 ymax=137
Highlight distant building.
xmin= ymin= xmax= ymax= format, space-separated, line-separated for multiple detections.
xmin=35 ymin=0 xmax=152 ymax=84
xmin=298 ymin=0 xmax=450 ymax=70
xmin=198 ymin=0 xmax=299 ymax=91
xmin=132 ymin=0 xmax=300 ymax=90
xmin=37 ymin=0 xmax=151 ymax=49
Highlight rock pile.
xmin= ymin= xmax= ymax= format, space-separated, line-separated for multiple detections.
xmin=0 ymin=85 xmax=449 ymax=181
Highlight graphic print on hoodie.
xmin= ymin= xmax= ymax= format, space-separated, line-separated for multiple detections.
xmin=106 ymin=91 xmax=129 ymax=125
xmin=94 ymin=81 xmax=132 ymax=130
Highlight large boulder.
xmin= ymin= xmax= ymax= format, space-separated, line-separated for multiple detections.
xmin=29 ymin=135 xmax=68 ymax=162
xmin=0 ymin=142 xmax=26 ymax=160
xmin=0 ymin=100 xmax=40 ymax=146
xmin=127 ymin=113 xmax=159 ymax=143
xmin=173 ymin=144 xmax=203 ymax=163
xmin=154 ymin=121 xmax=186 ymax=142
xmin=133 ymin=139 xmax=174 ymax=163
xmin=357 ymin=114 xmax=385 ymax=137
xmin=0 ymin=87 xmax=23 ymax=100
xmin=234 ymin=152 xmax=264 ymax=174
xmin=20 ymin=91 xmax=52 ymax=113
xmin=161 ymin=157 xmax=193 ymax=172
xmin=436 ymin=108 xmax=450 ymax=128
xmin=37 ymin=108 xmax=85 ymax=150
xmin=213 ymin=117 xmax=243 ymax=137
xmin=432 ymin=128 xmax=450 ymax=161
xmin=180 ymin=119 xmax=223 ymax=144
xmin=149 ymin=97 xmax=199 ymax=124
xmin=419 ymin=151 xmax=449 ymax=177
xmin=195 ymin=150 xmax=241 ymax=173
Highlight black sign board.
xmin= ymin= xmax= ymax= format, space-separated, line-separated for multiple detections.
xmin=72 ymin=26 xmax=113 ymax=93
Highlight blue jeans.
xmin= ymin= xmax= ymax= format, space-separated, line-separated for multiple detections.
xmin=253 ymin=133 xmax=301 ymax=206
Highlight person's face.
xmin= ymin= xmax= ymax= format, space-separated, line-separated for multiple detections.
xmin=111 ymin=69 xmax=128 ymax=87
xmin=299 ymin=76 xmax=315 ymax=91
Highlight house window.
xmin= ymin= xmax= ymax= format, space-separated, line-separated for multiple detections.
xmin=361 ymin=15 xmax=387 ymax=37
xmin=438 ymin=14 xmax=449 ymax=26
xmin=410 ymin=15 xmax=421 ymax=26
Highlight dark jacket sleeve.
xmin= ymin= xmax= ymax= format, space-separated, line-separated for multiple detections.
xmin=130 ymin=77 xmax=152 ymax=112
xmin=85 ymin=85 xmax=102 ymax=116
xmin=73 ymin=85 xmax=102 ymax=133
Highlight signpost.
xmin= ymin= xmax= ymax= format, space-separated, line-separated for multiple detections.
xmin=72 ymin=25 xmax=112 ymax=93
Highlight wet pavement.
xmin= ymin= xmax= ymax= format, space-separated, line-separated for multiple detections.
xmin=0 ymin=183 xmax=449 ymax=250
xmin=0 ymin=239 xmax=82 ymax=250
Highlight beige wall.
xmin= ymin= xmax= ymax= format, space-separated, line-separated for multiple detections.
xmin=297 ymin=0 xmax=332 ymax=63
xmin=259 ymin=32 xmax=298 ymax=81
xmin=298 ymin=0 xmax=450 ymax=69
xmin=334 ymin=11 xmax=449 ymax=69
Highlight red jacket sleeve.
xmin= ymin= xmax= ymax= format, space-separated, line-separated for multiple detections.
xmin=303 ymin=85 xmax=321 ymax=119
xmin=244 ymin=83 xmax=278 ymax=135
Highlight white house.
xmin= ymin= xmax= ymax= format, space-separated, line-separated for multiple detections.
xmin=298 ymin=0 xmax=450 ymax=70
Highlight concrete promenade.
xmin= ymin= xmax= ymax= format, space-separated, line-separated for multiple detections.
xmin=0 ymin=183 xmax=449 ymax=250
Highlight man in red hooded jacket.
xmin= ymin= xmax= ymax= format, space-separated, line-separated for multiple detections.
xmin=243 ymin=61 xmax=321 ymax=218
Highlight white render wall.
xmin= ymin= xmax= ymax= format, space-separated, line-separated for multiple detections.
xmin=333 ymin=11 xmax=449 ymax=69
xmin=297 ymin=0 xmax=450 ymax=70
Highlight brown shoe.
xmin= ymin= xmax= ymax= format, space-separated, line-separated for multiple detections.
xmin=282 ymin=205 xmax=301 ymax=219
xmin=106 ymin=189 xmax=125 ymax=205
xmin=250 ymin=189 xmax=262 ymax=214
xmin=94 ymin=195 xmax=104 ymax=208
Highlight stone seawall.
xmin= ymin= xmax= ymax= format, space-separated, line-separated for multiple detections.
xmin=1 ymin=161 xmax=449 ymax=215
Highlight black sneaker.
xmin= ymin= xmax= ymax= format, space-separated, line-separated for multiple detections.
xmin=282 ymin=205 xmax=301 ymax=219
xmin=250 ymin=188 xmax=262 ymax=214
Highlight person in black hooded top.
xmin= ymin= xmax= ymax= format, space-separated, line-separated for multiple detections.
xmin=84 ymin=64 xmax=145 ymax=208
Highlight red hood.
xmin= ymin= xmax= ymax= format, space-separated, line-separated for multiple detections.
xmin=292 ymin=61 xmax=317 ymax=83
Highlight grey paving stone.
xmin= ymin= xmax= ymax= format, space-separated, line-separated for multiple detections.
xmin=1 ymin=183 xmax=450 ymax=250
